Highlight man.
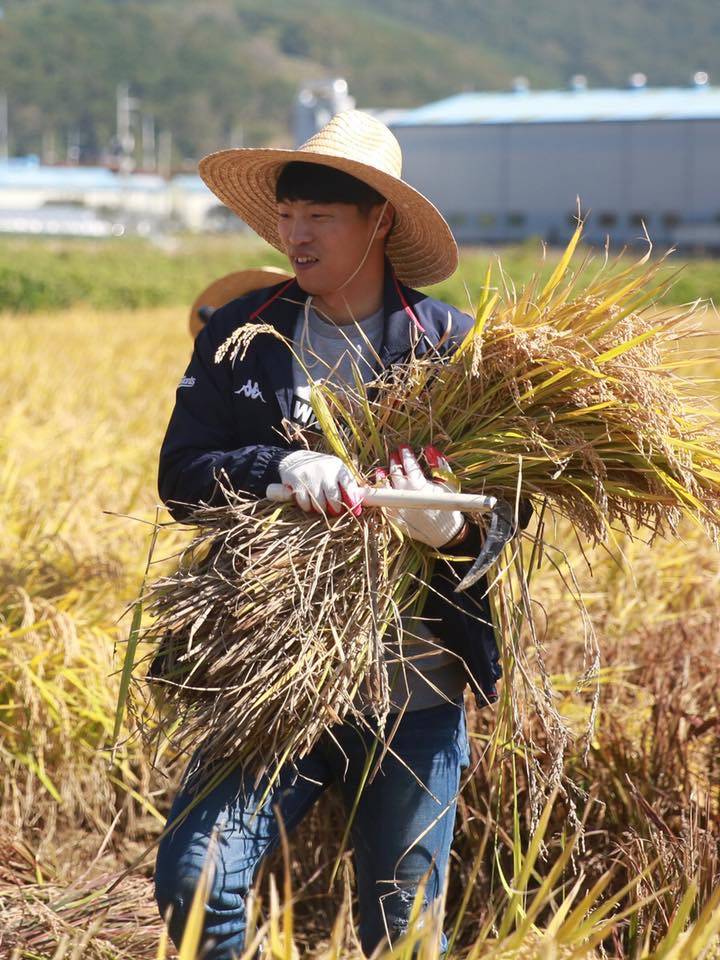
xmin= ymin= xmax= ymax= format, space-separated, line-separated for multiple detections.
xmin=154 ymin=110 xmax=502 ymax=958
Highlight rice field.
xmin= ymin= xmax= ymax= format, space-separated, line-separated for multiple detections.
xmin=1 ymin=236 xmax=719 ymax=958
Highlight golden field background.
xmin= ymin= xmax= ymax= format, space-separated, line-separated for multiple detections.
xmin=1 ymin=239 xmax=719 ymax=958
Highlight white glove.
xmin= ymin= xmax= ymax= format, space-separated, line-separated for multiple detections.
xmin=278 ymin=450 xmax=363 ymax=516
xmin=378 ymin=445 xmax=466 ymax=548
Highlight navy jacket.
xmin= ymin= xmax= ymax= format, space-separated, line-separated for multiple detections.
xmin=158 ymin=266 xmax=501 ymax=707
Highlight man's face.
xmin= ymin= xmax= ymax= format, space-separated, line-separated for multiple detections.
xmin=277 ymin=199 xmax=387 ymax=296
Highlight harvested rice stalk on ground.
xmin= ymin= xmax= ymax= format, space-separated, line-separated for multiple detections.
xmin=133 ymin=225 xmax=720 ymax=784
xmin=0 ymin=873 xmax=164 ymax=960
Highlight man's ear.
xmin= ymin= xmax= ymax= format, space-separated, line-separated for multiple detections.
xmin=374 ymin=202 xmax=395 ymax=241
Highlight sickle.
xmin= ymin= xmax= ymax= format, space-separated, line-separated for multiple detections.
xmin=454 ymin=498 xmax=515 ymax=592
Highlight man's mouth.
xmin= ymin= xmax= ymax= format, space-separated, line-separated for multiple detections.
xmin=293 ymin=255 xmax=319 ymax=267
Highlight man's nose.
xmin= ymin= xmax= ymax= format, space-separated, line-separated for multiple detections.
xmin=287 ymin=216 xmax=313 ymax=245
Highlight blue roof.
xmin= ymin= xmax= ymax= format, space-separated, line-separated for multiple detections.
xmin=0 ymin=163 xmax=116 ymax=188
xmin=171 ymin=174 xmax=214 ymax=193
xmin=0 ymin=162 xmax=166 ymax=191
xmin=390 ymin=86 xmax=720 ymax=126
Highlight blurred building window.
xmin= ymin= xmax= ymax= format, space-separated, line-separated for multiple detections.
xmin=507 ymin=212 xmax=526 ymax=227
xmin=598 ymin=212 xmax=617 ymax=227
xmin=662 ymin=212 xmax=681 ymax=228
xmin=477 ymin=213 xmax=496 ymax=227
xmin=629 ymin=212 xmax=650 ymax=227
xmin=448 ymin=212 xmax=468 ymax=228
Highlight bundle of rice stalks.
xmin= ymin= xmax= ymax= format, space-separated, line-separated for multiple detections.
xmin=319 ymin=232 xmax=720 ymax=544
xmin=137 ymin=492 xmax=407 ymax=777
xmin=132 ymin=224 xmax=720 ymax=780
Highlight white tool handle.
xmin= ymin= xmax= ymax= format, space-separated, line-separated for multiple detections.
xmin=266 ymin=483 xmax=495 ymax=513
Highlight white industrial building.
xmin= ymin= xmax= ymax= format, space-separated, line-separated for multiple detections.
xmin=0 ymin=158 xmax=222 ymax=236
xmin=385 ymin=79 xmax=720 ymax=250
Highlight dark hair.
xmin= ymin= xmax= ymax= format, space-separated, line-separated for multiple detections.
xmin=275 ymin=161 xmax=386 ymax=213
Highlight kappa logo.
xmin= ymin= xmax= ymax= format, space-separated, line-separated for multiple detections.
xmin=178 ymin=376 xmax=196 ymax=388
xmin=235 ymin=379 xmax=266 ymax=402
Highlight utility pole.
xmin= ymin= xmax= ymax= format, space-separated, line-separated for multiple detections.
xmin=142 ymin=113 xmax=156 ymax=171
xmin=116 ymin=84 xmax=139 ymax=174
xmin=0 ymin=9 xmax=7 ymax=160
xmin=67 ymin=129 xmax=81 ymax=164
xmin=158 ymin=129 xmax=172 ymax=179
xmin=0 ymin=92 xmax=8 ymax=162
xmin=42 ymin=129 xmax=57 ymax=165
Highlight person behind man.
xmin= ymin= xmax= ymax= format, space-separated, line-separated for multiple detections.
xmin=154 ymin=110 xmax=503 ymax=958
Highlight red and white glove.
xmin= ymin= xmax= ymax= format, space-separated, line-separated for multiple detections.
xmin=278 ymin=450 xmax=363 ymax=516
xmin=377 ymin=445 xmax=466 ymax=548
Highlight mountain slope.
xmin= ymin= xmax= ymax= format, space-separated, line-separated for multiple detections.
xmin=1 ymin=0 xmax=717 ymax=161
xmin=361 ymin=0 xmax=719 ymax=89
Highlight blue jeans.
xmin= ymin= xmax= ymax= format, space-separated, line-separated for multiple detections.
xmin=155 ymin=698 xmax=470 ymax=958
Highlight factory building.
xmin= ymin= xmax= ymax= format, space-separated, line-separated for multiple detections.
xmin=385 ymin=77 xmax=720 ymax=250
xmin=0 ymin=157 xmax=220 ymax=236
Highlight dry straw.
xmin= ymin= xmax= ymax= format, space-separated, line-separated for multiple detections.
xmin=133 ymin=223 xmax=720 ymax=783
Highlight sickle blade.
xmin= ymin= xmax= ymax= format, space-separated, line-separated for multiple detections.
xmin=454 ymin=499 xmax=514 ymax=592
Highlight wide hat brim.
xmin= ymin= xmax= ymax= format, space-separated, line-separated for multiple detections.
xmin=189 ymin=266 xmax=292 ymax=339
xmin=198 ymin=149 xmax=458 ymax=289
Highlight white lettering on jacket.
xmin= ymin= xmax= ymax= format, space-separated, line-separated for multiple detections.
xmin=292 ymin=397 xmax=317 ymax=427
xmin=178 ymin=376 xmax=196 ymax=388
xmin=235 ymin=379 xmax=266 ymax=402
xmin=290 ymin=387 xmax=320 ymax=429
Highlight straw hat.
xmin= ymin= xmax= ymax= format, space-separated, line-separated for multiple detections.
xmin=198 ymin=110 xmax=458 ymax=288
xmin=189 ymin=266 xmax=292 ymax=338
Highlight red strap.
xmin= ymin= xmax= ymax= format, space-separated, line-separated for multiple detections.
xmin=392 ymin=271 xmax=425 ymax=333
xmin=249 ymin=278 xmax=296 ymax=321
